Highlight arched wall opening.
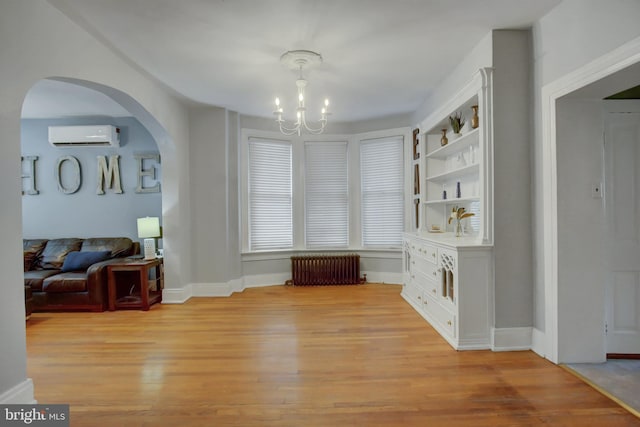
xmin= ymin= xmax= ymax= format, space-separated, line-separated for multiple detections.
xmin=21 ymin=78 xmax=165 ymax=242
xmin=20 ymin=77 xmax=178 ymax=295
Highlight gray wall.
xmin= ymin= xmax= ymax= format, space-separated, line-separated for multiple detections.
xmin=189 ymin=107 xmax=242 ymax=284
xmin=21 ymin=117 xmax=162 ymax=241
xmin=492 ymin=31 xmax=533 ymax=328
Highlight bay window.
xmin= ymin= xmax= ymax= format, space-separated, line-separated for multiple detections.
xmin=242 ymin=129 xmax=407 ymax=253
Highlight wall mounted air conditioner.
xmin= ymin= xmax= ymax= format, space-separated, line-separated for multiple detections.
xmin=48 ymin=125 xmax=120 ymax=147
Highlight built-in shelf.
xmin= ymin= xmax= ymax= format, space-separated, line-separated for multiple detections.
xmin=425 ymin=163 xmax=479 ymax=183
xmin=423 ymin=196 xmax=480 ymax=205
xmin=403 ymin=68 xmax=494 ymax=351
xmin=425 ymin=128 xmax=479 ymax=159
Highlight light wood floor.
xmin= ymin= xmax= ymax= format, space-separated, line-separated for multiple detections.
xmin=27 ymin=284 xmax=639 ymax=426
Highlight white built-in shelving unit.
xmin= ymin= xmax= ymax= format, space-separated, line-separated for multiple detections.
xmin=402 ymin=68 xmax=494 ymax=350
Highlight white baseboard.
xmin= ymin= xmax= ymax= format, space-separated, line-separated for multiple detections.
xmin=531 ymin=327 xmax=546 ymax=358
xmin=243 ymin=273 xmax=289 ymax=288
xmin=191 ymin=282 xmax=234 ymax=297
xmin=0 ymin=378 xmax=36 ymax=404
xmin=491 ymin=327 xmax=532 ymax=351
xmin=168 ymin=274 xmax=287 ymax=301
xmin=458 ymin=337 xmax=492 ymax=351
xmin=163 ymin=272 xmax=401 ymax=303
xmin=228 ymin=278 xmax=244 ymax=293
xmin=162 ymin=285 xmax=192 ymax=303
xmin=362 ymin=271 xmax=402 ymax=285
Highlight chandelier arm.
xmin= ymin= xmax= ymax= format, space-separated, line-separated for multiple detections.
xmin=303 ymin=126 xmax=326 ymax=135
xmin=300 ymin=113 xmax=327 ymax=134
xmin=277 ymin=121 xmax=302 ymax=136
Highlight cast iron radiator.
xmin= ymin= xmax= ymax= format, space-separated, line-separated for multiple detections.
xmin=290 ymin=254 xmax=363 ymax=286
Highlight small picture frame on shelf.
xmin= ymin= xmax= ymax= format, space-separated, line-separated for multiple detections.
xmin=414 ymin=164 xmax=420 ymax=195
xmin=412 ymin=128 xmax=420 ymax=160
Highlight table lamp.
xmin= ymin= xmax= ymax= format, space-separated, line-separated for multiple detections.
xmin=137 ymin=217 xmax=160 ymax=260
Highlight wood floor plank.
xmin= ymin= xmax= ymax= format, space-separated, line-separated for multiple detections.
xmin=27 ymin=284 xmax=639 ymax=426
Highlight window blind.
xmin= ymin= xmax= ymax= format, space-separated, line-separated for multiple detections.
xmin=248 ymin=139 xmax=293 ymax=251
xmin=360 ymin=136 xmax=404 ymax=247
xmin=304 ymin=141 xmax=349 ymax=248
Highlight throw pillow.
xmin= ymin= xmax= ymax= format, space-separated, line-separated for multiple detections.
xmin=61 ymin=251 xmax=111 ymax=273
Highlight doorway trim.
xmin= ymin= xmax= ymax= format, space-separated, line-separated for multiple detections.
xmin=542 ymin=36 xmax=640 ymax=363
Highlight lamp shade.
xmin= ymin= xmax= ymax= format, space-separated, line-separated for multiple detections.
xmin=137 ymin=217 xmax=160 ymax=238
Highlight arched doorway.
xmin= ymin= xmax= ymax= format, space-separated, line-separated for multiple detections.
xmin=21 ymin=78 xmax=164 ymax=240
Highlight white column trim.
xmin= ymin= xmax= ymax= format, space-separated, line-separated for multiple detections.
xmin=530 ymin=327 xmax=546 ymax=358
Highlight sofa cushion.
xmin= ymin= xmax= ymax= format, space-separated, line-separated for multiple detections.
xmin=24 ymin=269 xmax=61 ymax=292
xmin=61 ymin=250 xmax=111 ymax=272
xmin=42 ymin=273 xmax=87 ymax=293
xmin=23 ymin=251 xmax=37 ymax=272
xmin=23 ymin=239 xmax=48 ymax=271
xmin=39 ymin=238 xmax=83 ymax=269
xmin=81 ymin=237 xmax=134 ymax=257
xmin=23 ymin=239 xmax=48 ymax=253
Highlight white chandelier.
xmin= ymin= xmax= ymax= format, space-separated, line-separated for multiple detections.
xmin=273 ymin=50 xmax=330 ymax=135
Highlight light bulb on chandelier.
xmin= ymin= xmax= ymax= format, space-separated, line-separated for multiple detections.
xmin=273 ymin=50 xmax=330 ymax=136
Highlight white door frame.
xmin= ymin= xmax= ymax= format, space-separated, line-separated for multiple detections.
xmin=541 ymin=36 xmax=640 ymax=363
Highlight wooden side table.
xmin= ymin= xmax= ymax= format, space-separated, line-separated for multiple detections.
xmin=107 ymin=258 xmax=163 ymax=311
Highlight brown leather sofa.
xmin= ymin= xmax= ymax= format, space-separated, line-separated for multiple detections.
xmin=25 ymin=285 xmax=33 ymax=320
xmin=23 ymin=237 xmax=139 ymax=312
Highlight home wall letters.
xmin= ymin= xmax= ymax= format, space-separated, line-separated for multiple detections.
xmin=96 ymin=155 xmax=122 ymax=194
xmin=21 ymin=153 xmax=161 ymax=195
xmin=56 ymin=155 xmax=82 ymax=194
xmin=21 ymin=155 xmax=39 ymax=195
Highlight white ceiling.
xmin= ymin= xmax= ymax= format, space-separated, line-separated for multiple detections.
xmin=24 ymin=0 xmax=561 ymax=122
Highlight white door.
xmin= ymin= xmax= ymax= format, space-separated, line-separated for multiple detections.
xmin=604 ymin=108 xmax=640 ymax=355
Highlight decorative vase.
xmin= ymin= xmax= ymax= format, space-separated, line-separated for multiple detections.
xmin=471 ymin=105 xmax=479 ymax=129
xmin=455 ymin=219 xmax=463 ymax=237
xmin=440 ymin=129 xmax=448 ymax=146
xmin=456 ymin=181 xmax=461 ymax=198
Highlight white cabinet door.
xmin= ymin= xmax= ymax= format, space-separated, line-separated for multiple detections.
xmin=605 ymin=112 xmax=640 ymax=355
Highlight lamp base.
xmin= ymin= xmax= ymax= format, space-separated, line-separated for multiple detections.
xmin=143 ymin=238 xmax=156 ymax=260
